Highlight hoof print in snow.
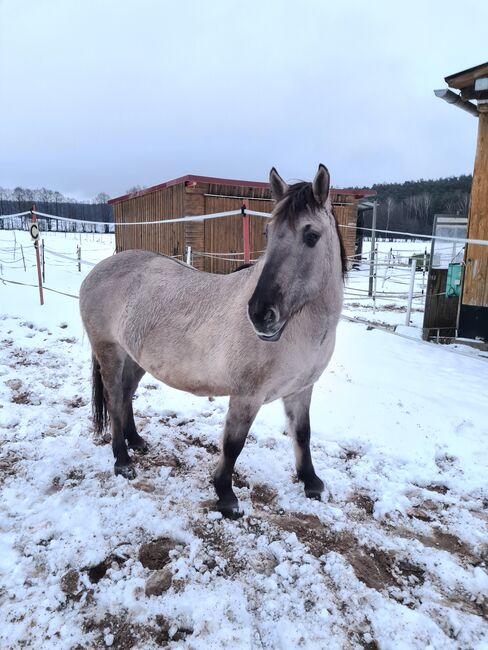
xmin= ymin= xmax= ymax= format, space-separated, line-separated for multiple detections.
xmin=145 ymin=567 xmax=172 ymax=596
xmin=139 ymin=537 xmax=176 ymax=570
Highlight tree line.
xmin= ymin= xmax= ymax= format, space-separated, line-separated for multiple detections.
xmin=0 ymin=175 xmax=473 ymax=237
xmin=361 ymin=175 xmax=472 ymax=238
xmin=0 ymin=187 xmax=112 ymax=232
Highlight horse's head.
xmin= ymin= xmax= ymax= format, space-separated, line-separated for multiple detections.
xmin=247 ymin=164 xmax=346 ymax=342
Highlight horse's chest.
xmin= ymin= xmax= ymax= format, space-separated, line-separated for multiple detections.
xmin=263 ymin=339 xmax=334 ymax=403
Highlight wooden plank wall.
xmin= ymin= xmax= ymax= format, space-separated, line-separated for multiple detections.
xmin=114 ymin=184 xmax=185 ymax=256
xmin=462 ymin=109 xmax=488 ymax=308
xmin=202 ymin=195 xmax=272 ymax=273
xmin=332 ymin=195 xmax=357 ymax=262
xmin=114 ymin=181 xmax=359 ymax=273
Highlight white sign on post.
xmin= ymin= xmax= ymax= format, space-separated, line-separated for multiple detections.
xmin=30 ymin=223 xmax=40 ymax=241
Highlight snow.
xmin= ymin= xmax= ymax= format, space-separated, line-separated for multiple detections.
xmin=0 ymin=229 xmax=487 ymax=649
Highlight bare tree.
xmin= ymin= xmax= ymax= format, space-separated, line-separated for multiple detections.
xmin=94 ymin=192 xmax=110 ymax=204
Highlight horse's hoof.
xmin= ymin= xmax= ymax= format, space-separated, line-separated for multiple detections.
xmin=128 ymin=438 xmax=149 ymax=454
xmin=305 ymin=489 xmax=322 ymax=501
xmin=114 ymin=464 xmax=137 ymax=480
xmin=304 ymin=475 xmax=325 ymax=501
xmin=216 ymin=499 xmax=242 ymax=520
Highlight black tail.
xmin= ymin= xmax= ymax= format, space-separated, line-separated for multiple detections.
xmin=92 ymin=355 xmax=108 ymax=434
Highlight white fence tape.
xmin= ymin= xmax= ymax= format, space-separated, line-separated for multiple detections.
xmin=0 ymin=211 xmax=31 ymax=220
xmin=32 ymin=208 xmax=244 ymax=227
xmin=1 ymin=207 xmax=487 ymax=247
xmin=44 ymin=247 xmax=96 ymax=267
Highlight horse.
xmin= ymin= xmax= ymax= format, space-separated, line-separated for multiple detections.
xmin=79 ymin=165 xmax=346 ymax=517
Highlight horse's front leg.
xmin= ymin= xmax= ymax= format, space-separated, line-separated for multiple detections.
xmin=213 ymin=396 xmax=261 ymax=518
xmin=283 ymin=386 xmax=325 ymax=500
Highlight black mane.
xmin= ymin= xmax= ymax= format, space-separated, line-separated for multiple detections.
xmin=273 ymin=181 xmax=348 ymax=277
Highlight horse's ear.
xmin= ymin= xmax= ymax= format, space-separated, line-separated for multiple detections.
xmin=312 ymin=164 xmax=330 ymax=206
xmin=269 ymin=167 xmax=288 ymax=202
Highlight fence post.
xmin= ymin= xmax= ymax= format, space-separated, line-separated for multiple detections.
xmin=368 ymin=200 xmax=377 ymax=297
xmin=31 ymin=204 xmax=44 ymax=305
xmin=241 ymin=201 xmax=250 ymax=264
xmin=405 ymin=257 xmax=416 ymax=326
xmin=42 ymin=238 xmax=45 ymax=282
xmin=77 ymin=245 xmax=81 ymax=271
xmin=20 ymin=244 xmax=26 ymax=272
xmin=186 ymin=245 xmax=192 ymax=266
xmin=372 ymin=243 xmax=378 ymax=315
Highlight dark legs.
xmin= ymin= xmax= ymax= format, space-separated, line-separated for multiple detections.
xmin=283 ymin=386 xmax=325 ymax=500
xmin=95 ymin=344 xmax=145 ymax=479
xmin=122 ymin=356 xmax=147 ymax=452
xmin=213 ymin=396 xmax=260 ymax=517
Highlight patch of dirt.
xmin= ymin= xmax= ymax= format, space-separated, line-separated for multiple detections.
xmin=83 ymin=613 xmax=190 ymax=649
xmin=66 ymin=396 xmax=87 ymax=409
xmin=83 ymin=553 xmax=127 ymax=584
xmin=350 ymin=493 xmax=375 ymax=515
xmin=187 ymin=436 xmax=219 ymax=455
xmin=346 ymin=547 xmax=425 ymax=592
xmin=138 ymin=537 xmax=176 ymax=570
xmin=341 ymin=447 xmax=362 ymax=461
xmin=60 ymin=569 xmax=80 ymax=595
xmin=11 ymin=391 xmax=32 ymax=405
xmin=274 ymin=512 xmax=426 ymax=594
xmin=58 ymin=337 xmax=77 ymax=344
xmin=233 ymin=471 xmax=250 ymax=489
xmin=394 ymin=526 xmax=486 ymax=566
xmin=424 ymin=483 xmax=449 ymax=494
xmin=0 ymin=451 xmax=22 ymax=484
xmin=251 ymin=484 xmax=277 ymax=507
xmin=273 ymin=512 xmax=351 ymax=559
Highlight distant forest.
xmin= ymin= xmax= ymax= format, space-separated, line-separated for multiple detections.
xmin=0 ymin=187 xmax=111 ymax=230
xmin=361 ymin=175 xmax=472 ymax=238
xmin=0 ymin=175 xmax=473 ymax=238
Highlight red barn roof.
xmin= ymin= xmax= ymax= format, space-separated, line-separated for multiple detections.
xmin=108 ymin=174 xmax=376 ymax=204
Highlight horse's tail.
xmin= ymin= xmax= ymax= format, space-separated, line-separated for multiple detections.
xmin=92 ymin=355 xmax=108 ymax=434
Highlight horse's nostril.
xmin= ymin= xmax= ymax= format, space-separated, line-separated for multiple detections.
xmin=263 ymin=307 xmax=279 ymax=326
xmin=264 ymin=309 xmax=275 ymax=324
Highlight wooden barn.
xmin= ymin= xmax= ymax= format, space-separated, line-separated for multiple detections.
xmin=108 ymin=174 xmax=374 ymax=273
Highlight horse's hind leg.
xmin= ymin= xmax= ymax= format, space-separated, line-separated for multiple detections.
xmin=96 ymin=343 xmax=136 ymax=479
xmin=283 ymin=386 xmax=325 ymax=500
xmin=121 ymin=357 xmax=147 ymax=453
xmin=213 ymin=396 xmax=261 ymax=518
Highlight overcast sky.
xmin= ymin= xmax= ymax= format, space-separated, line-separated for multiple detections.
xmin=0 ymin=0 xmax=486 ymax=200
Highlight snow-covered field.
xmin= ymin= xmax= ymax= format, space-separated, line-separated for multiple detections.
xmin=1 ymin=230 xmax=487 ymax=649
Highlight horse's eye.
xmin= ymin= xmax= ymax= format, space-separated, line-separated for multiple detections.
xmin=303 ymin=229 xmax=320 ymax=248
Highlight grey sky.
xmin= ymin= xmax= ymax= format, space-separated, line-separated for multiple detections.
xmin=0 ymin=0 xmax=486 ymax=200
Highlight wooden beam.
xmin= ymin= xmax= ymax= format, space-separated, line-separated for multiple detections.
xmin=462 ymin=104 xmax=488 ymax=308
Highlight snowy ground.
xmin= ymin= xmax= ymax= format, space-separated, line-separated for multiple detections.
xmin=1 ymin=230 xmax=487 ymax=649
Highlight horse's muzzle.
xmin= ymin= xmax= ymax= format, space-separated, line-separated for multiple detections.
xmin=247 ymin=303 xmax=285 ymax=342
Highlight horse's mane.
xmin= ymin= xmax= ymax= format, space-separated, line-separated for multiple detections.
xmin=273 ymin=181 xmax=348 ymax=277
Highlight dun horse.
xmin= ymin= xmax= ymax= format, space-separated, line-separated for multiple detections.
xmin=79 ymin=165 xmax=346 ymax=517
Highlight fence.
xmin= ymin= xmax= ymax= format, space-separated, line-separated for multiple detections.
xmin=1 ymin=207 xmax=488 ymax=338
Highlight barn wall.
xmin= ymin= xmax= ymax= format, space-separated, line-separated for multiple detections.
xmin=113 ymin=184 xmax=185 ymax=256
xmin=113 ymin=181 xmax=359 ymax=273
